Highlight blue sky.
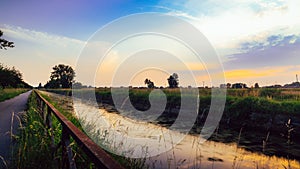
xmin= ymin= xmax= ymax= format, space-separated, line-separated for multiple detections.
xmin=0 ymin=0 xmax=164 ymax=39
xmin=1 ymin=0 xmax=300 ymax=87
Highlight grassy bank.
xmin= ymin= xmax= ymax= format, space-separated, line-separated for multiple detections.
xmin=13 ymin=91 xmax=102 ymax=168
xmin=37 ymin=91 xmax=149 ymax=169
xmin=13 ymin=90 xmax=148 ymax=168
xmin=12 ymin=91 xmax=55 ymax=168
xmin=0 ymin=88 xmax=28 ymax=102
xmin=44 ymin=87 xmax=300 ymax=160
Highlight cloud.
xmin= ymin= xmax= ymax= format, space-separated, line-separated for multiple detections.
xmin=196 ymin=65 xmax=300 ymax=86
xmin=1 ymin=25 xmax=85 ymax=47
xmin=0 ymin=25 xmax=85 ymax=86
xmin=162 ymin=0 xmax=300 ymax=57
xmin=160 ymin=0 xmax=300 ymax=76
xmin=239 ymin=34 xmax=299 ymax=52
xmin=222 ymin=65 xmax=300 ymax=86
xmin=224 ymin=69 xmax=277 ymax=79
xmin=224 ymin=34 xmax=300 ymax=69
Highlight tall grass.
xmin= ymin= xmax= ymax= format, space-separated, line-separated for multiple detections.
xmin=39 ymin=91 xmax=149 ymax=169
xmin=11 ymin=91 xmax=100 ymax=168
xmin=43 ymin=88 xmax=300 ymax=161
xmin=0 ymin=88 xmax=28 ymax=102
xmin=12 ymin=91 xmax=56 ymax=168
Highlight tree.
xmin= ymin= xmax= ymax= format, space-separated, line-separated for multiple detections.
xmin=167 ymin=73 xmax=179 ymax=88
xmin=45 ymin=64 xmax=75 ymax=88
xmin=0 ymin=63 xmax=31 ymax=88
xmin=73 ymin=82 xmax=84 ymax=89
xmin=232 ymin=83 xmax=247 ymax=89
xmin=0 ymin=30 xmax=14 ymax=50
xmin=254 ymin=83 xmax=259 ymax=88
xmin=226 ymin=83 xmax=231 ymax=88
xmin=38 ymin=83 xmax=43 ymax=88
xmin=144 ymin=78 xmax=155 ymax=88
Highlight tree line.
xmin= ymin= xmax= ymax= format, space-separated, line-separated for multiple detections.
xmin=145 ymin=73 xmax=179 ymax=88
xmin=0 ymin=30 xmax=31 ymax=88
xmin=43 ymin=64 xmax=182 ymax=89
xmin=0 ymin=63 xmax=31 ymax=88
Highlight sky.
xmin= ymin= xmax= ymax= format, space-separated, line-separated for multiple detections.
xmin=1 ymin=0 xmax=300 ymax=87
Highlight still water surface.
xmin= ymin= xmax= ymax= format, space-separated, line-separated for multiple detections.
xmin=73 ymin=100 xmax=300 ymax=169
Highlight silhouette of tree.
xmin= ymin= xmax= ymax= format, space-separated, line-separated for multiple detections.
xmin=45 ymin=64 xmax=75 ymax=88
xmin=0 ymin=63 xmax=31 ymax=88
xmin=254 ymin=83 xmax=259 ymax=88
xmin=167 ymin=73 xmax=179 ymax=88
xmin=38 ymin=83 xmax=43 ymax=88
xmin=227 ymin=83 xmax=231 ymax=88
xmin=144 ymin=78 xmax=155 ymax=88
xmin=73 ymin=82 xmax=84 ymax=89
xmin=232 ymin=83 xmax=247 ymax=89
xmin=0 ymin=30 xmax=14 ymax=50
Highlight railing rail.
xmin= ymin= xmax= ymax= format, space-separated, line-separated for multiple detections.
xmin=34 ymin=90 xmax=124 ymax=169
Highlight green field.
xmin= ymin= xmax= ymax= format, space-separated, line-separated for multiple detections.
xmin=13 ymin=91 xmax=149 ymax=169
xmin=44 ymin=87 xmax=300 ymax=160
xmin=0 ymin=88 xmax=29 ymax=102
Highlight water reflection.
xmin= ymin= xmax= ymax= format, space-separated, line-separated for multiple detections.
xmin=73 ymin=100 xmax=300 ymax=169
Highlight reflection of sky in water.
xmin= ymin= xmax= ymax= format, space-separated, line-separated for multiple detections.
xmin=74 ymin=100 xmax=300 ymax=168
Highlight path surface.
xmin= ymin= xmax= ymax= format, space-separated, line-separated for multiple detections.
xmin=0 ymin=90 xmax=31 ymax=166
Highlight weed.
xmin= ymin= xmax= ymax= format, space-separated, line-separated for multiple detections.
xmin=0 ymin=88 xmax=28 ymax=102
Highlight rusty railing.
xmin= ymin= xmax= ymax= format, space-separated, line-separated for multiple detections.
xmin=34 ymin=90 xmax=124 ymax=169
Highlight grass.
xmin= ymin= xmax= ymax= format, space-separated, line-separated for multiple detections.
xmin=12 ymin=91 xmax=56 ymax=169
xmin=6 ymin=87 xmax=299 ymax=168
xmin=12 ymin=91 xmax=102 ymax=169
xmin=13 ymin=90 xmax=149 ymax=168
xmin=0 ymin=88 xmax=28 ymax=102
xmin=44 ymin=87 xmax=300 ymax=100
xmin=44 ymin=87 xmax=300 ymax=160
xmin=39 ymin=91 xmax=149 ymax=169
xmin=44 ymin=88 xmax=300 ymax=134
xmin=39 ymin=92 xmax=82 ymax=130
xmin=40 ymin=88 xmax=300 ymax=168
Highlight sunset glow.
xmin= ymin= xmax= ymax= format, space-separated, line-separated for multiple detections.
xmin=1 ymin=0 xmax=299 ymax=87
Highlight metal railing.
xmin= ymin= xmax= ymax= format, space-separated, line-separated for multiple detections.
xmin=34 ymin=90 xmax=124 ymax=169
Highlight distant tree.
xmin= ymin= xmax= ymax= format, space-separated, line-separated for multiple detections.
xmin=38 ymin=83 xmax=42 ymax=88
xmin=232 ymin=83 xmax=247 ymax=89
xmin=226 ymin=83 xmax=231 ymax=88
xmin=45 ymin=64 xmax=75 ymax=88
xmin=220 ymin=84 xmax=226 ymax=88
xmin=73 ymin=82 xmax=84 ymax=89
xmin=0 ymin=30 xmax=14 ymax=50
xmin=144 ymin=78 xmax=155 ymax=88
xmin=44 ymin=79 xmax=59 ymax=88
xmin=254 ymin=83 xmax=259 ymax=88
xmin=167 ymin=73 xmax=179 ymax=88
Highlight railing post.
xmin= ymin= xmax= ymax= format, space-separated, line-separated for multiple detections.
xmin=61 ymin=126 xmax=77 ymax=169
xmin=46 ymin=106 xmax=55 ymax=156
xmin=33 ymin=90 xmax=125 ymax=169
xmin=41 ymin=101 xmax=45 ymax=117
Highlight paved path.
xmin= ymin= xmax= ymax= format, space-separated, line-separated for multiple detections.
xmin=0 ymin=90 xmax=31 ymax=167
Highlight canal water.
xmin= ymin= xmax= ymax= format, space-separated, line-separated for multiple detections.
xmin=73 ymin=99 xmax=300 ymax=169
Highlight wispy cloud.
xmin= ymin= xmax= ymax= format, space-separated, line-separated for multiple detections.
xmin=196 ymin=65 xmax=300 ymax=86
xmin=1 ymin=25 xmax=85 ymax=47
xmin=162 ymin=0 xmax=300 ymax=57
xmin=239 ymin=34 xmax=299 ymax=52
xmin=160 ymin=0 xmax=300 ymax=86
xmin=225 ymin=34 xmax=300 ymax=69
xmin=0 ymin=25 xmax=85 ymax=86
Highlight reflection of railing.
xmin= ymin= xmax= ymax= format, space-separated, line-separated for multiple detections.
xmin=34 ymin=90 xmax=124 ymax=169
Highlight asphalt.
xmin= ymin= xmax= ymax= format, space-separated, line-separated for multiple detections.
xmin=0 ymin=90 xmax=31 ymax=167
